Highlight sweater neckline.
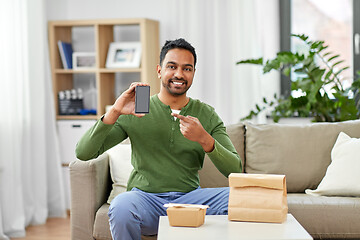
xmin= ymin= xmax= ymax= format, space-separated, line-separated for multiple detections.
xmin=154 ymin=94 xmax=192 ymax=112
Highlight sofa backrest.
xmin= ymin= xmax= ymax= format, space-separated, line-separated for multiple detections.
xmin=244 ymin=120 xmax=360 ymax=192
xmin=199 ymin=123 xmax=245 ymax=188
xmin=199 ymin=119 xmax=360 ymax=193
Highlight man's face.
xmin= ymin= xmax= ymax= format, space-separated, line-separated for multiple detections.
xmin=157 ymin=48 xmax=195 ymax=96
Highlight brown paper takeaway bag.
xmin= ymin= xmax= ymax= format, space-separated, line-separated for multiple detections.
xmin=228 ymin=173 xmax=288 ymax=223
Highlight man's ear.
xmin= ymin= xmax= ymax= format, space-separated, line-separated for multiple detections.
xmin=156 ymin=64 xmax=162 ymax=79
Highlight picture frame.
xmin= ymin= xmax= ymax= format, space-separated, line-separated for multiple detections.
xmin=105 ymin=42 xmax=142 ymax=68
xmin=72 ymin=52 xmax=96 ymax=70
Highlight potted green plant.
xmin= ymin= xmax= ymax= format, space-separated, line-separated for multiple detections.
xmin=237 ymin=34 xmax=360 ymax=122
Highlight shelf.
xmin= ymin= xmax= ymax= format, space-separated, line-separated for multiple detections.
xmin=55 ymin=69 xmax=97 ymax=74
xmin=57 ymin=115 xmax=98 ymax=120
xmin=49 ymin=18 xmax=160 ymax=120
xmin=49 ymin=18 xmax=147 ymax=27
xmin=99 ymin=68 xmax=142 ymax=73
xmin=54 ymin=68 xmax=142 ymax=74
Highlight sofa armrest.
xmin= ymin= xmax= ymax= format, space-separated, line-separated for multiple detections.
xmin=69 ymin=153 xmax=111 ymax=240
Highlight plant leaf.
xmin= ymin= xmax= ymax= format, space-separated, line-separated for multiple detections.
xmin=283 ymin=67 xmax=291 ymax=77
xmin=328 ymin=54 xmax=340 ymax=62
xmin=318 ymin=44 xmax=329 ymax=52
xmin=324 ymin=70 xmax=333 ymax=81
xmin=236 ymin=58 xmax=263 ymax=65
xmin=263 ymin=59 xmax=281 ymax=73
xmin=323 ymin=51 xmax=333 ymax=57
xmin=332 ymin=60 xmax=345 ymax=68
xmin=334 ymin=66 xmax=350 ymax=77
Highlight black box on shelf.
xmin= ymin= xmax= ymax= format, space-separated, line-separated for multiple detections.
xmin=58 ymin=99 xmax=84 ymax=115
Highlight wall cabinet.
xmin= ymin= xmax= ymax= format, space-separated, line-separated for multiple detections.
xmin=57 ymin=120 xmax=96 ymax=209
xmin=48 ymin=18 xmax=160 ymax=120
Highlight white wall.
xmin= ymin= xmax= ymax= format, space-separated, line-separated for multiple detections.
xmin=46 ymin=0 xmax=280 ymax=125
xmin=46 ymin=0 xmax=181 ymax=46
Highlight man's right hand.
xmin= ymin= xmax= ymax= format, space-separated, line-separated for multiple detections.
xmin=102 ymin=82 xmax=149 ymax=124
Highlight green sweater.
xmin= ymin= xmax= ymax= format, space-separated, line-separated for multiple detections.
xmin=76 ymin=95 xmax=241 ymax=193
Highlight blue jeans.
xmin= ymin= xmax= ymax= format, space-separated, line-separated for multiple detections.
xmin=108 ymin=187 xmax=229 ymax=240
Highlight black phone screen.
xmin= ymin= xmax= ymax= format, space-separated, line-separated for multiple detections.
xmin=135 ymin=85 xmax=150 ymax=114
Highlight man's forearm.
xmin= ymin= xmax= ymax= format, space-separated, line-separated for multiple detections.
xmin=207 ymin=140 xmax=242 ymax=177
xmin=103 ymin=107 xmax=121 ymax=125
xmin=75 ymin=120 xmax=114 ymax=160
xmin=199 ymin=133 xmax=215 ymax=153
xmin=206 ymin=126 xmax=242 ymax=176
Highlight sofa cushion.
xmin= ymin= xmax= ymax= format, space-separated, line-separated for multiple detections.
xmin=244 ymin=120 xmax=360 ymax=192
xmin=226 ymin=123 xmax=246 ymax=169
xmin=199 ymin=123 xmax=245 ymax=188
xmin=106 ymin=139 xmax=133 ymax=204
xmin=93 ymin=204 xmax=112 ymax=240
xmin=288 ymin=193 xmax=360 ymax=239
xmin=306 ymin=132 xmax=360 ymax=197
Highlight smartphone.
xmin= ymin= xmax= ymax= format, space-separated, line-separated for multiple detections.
xmin=135 ymin=85 xmax=150 ymax=114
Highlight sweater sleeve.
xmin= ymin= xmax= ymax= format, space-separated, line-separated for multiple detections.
xmin=206 ymin=114 xmax=242 ymax=177
xmin=75 ymin=117 xmax=128 ymax=160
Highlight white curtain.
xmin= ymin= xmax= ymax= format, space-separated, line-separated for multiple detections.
xmin=164 ymin=0 xmax=280 ymax=125
xmin=0 ymin=0 xmax=66 ymax=238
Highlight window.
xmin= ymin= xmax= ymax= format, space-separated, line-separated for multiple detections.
xmin=280 ymin=0 xmax=360 ymax=97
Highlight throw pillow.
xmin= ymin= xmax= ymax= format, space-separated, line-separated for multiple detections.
xmin=106 ymin=143 xmax=133 ymax=203
xmin=305 ymin=132 xmax=360 ymax=197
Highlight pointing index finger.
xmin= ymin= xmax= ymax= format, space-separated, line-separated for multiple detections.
xmin=171 ymin=113 xmax=187 ymax=121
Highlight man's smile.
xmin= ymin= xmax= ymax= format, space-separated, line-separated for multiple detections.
xmin=169 ymin=79 xmax=187 ymax=87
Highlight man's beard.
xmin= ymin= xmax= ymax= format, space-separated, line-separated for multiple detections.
xmin=162 ymin=78 xmax=190 ymax=96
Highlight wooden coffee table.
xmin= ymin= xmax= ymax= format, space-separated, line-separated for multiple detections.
xmin=157 ymin=214 xmax=312 ymax=240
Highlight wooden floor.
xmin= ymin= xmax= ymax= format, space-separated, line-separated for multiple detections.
xmin=10 ymin=216 xmax=70 ymax=240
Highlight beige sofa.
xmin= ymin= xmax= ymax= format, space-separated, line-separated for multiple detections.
xmin=70 ymin=119 xmax=360 ymax=240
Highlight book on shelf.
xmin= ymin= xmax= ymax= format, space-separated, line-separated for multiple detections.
xmin=57 ymin=40 xmax=73 ymax=69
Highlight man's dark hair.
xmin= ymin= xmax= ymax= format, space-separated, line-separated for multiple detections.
xmin=159 ymin=38 xmax=197 ymax=67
